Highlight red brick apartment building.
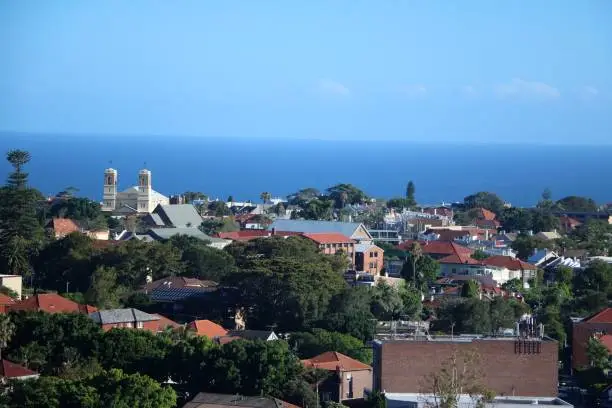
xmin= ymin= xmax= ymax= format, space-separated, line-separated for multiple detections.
xmin=372 ymin=335 xmax=558 ymax=397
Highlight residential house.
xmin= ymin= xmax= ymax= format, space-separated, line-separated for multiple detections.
xmin=368 ymin=229 xmax=401 ymax=245
xmin=398 ymin=240 xmax=474 ymax=261
xmin=86 ymin=229 xmax=110 ymax=240
xmin=302 ymin=352 xmax=372 ymax=402
xmin=0 ymin=294 xmax=15 ymax=314
xmin=0 ymin=360 xmax=39 ymax=383
xmin=268 ymin=219 xmax=373 ymax=243
xmin=225 ymin=330 xmax=278 ymax=342
xmin=181 ymin=392 xmax=300 ymax=408
xmin=143 ymin=204 xmax=204 ymax=229
xmin=559 ymin=215 xmax=582 ymax=233
xmin=372 ymin=335 xmax=558 ymax=398
xmin=142 ymin=276 xmax=218 ymax=294
xmin=484 ymin=255 xmax=539 ymax=282
xmin=572 ymin=308 xmax=612 ymax=369
xmin=188 ymin=320 xmax=228 ymax=339
xmin=10 ymin=293 xmax=97 ymax=314
xmin=354 ymin=243 xmax=384 ymax=275
xmin=438 ymin=253 xmax=525 ymax=286
xmin=89 ymin=308 xmax=179 ymax=332
xmin=0 ymin=274 xmax=22 ymax=299
xmin=121 ymin=228 xmax=231 ymax=249
xmin=45 ymin=217 xmax=81 ymax=239
xmin=302 ymin=233 xmax=356 ymax=267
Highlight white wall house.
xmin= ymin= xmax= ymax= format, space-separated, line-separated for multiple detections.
xmin=439 ymin=261 xmax=522 ymax=286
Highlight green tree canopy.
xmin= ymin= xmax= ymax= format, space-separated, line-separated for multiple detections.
xmin=463 ymin=192 xmax=505 ymax=215
xmin=326 ymin=184 xmax=368 ymax=208
xmin=554 ymin=196 xmax=599 ymax=212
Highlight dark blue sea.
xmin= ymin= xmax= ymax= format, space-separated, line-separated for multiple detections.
xmin=0 ymin=132 xmax=611 ymax=207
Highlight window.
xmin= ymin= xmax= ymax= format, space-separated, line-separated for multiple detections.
xmin=137 ymin=321 xmax=144 ymax=329
xmin=374 ymin=252 xmax=378 ymax=257
xmin=370 ymin=252 xmax=374 ymax=257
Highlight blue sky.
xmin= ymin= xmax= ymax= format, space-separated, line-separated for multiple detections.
xmin=1 ymin=1 xmax=611 ymax=143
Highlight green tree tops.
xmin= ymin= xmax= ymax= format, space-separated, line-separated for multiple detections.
xmin=405 ymin=181 xmax=416 ymax=207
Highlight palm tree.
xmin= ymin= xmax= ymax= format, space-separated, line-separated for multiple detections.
xmin=260 ymin=192 xmax=271 ymax=205
xmin=408 ymin=242 xmax=423 ymax=286
xmin=0 ymin=313 xmax=15 ymax=359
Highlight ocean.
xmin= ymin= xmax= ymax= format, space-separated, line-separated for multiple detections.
xmin=0 ymin=133 xmax=611 ymax=207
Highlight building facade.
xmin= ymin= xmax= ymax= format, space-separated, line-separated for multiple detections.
xmin=101 ymin=168 xmax=169 ymax=213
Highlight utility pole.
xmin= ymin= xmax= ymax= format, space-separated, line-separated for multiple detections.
xmin=66 ymin=281 xmax=69 ymax=293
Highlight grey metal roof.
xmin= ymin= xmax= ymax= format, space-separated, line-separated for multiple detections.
xmin=182 ymin=392 xmax=289 ymax=408
xmin=149 ymin=213 xmax=165 ymax=226
xmin=154 ymin=204 xmax=203 ymax=228
xmin=89 ymin=308 xmax=160 ymax=324
xmin=150 ymin=287 xmax=217 ymax=302
xmin=269 ymin=219 xmax=366 ymax=238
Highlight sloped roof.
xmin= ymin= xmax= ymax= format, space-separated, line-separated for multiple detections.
xmin=302 ymin=351 xmax=372 ymax=372
xmin=583 ymin=307 xmax=612 ymax=324
xmin=355 ymin=243 xmax=384 ymax=253
xmin=0 ymin=293 xmax=16 ymax=306
xmin=438 ymin=253 xmax=481 ymax=265
xmin=149 ymin=286 xmax=216 ymax=302
xmin=151 ymin=314 xmax=182 ymax=331
xmin=119 ymin=186 xmax=168 ymax=202
xmin=485 ymin=255 xmax=537 ymax=271
xmin=147 ymin=228 xmax=227 ymax=244
xmin=476 ymin=208 xmax=497 ymax=221
xmin=0 ymin=360 xmax=38 ymax=378
xmin=89 ymin=308 xmax=160 ymax=324
xmin=269 ymin=219 xmax=370 ymax=239
xmin=154 ymin=204 xmax=203 ymax=228
xmin=399 ymin=240 xmax=473 ymax=257
xmin=301 ymin=232 xmax=354 ymax=244
xmin=10 ymin=294 xmax=96 ymax=314
xmin=536 ymin=231 xmax=562 ymax=240
xmin=216 ymin=230 xmax=300 ymax=241
xmin=142 ymin=276 xmax=218 ymax=293
xmin=47 ymin=218 xmax=80 ymax=235
xmin=182 ymin=392 xmax=300 ymax=408
xmin=190 ymin=320 xmax=228 ymax=338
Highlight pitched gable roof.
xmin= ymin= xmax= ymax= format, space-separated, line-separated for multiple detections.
xmin=10 ymin=294 xmax=96 ymax=314
xmin=153 ymin=204 xmax=203 ymax=228
xmin=151 ymin=314 xmax=182 ymax=331
xmin=216 ymin=230 xmax=300 ymax=241
xmin=0 ymin=360 xmax=38 ymax=378
xmin=302 ymin=351 xmax=372 ymax=372
xmin=269 ymin=219 xmax=371 ymax=240
xmin=485 ymin=255 xmax=537 ymax=271
xmin=476 ymin=208 xmax=497 ymax=221
xmin=142 ymin=276 xmax=218 ymax=293
xmin=301 ymin=232 xmax=354 ymax=244
xmin=47 ymin=218 xmax=80 ymax=235
xmin=399 ymin=240 xmax=473 ymax=257
xmin=183 ymin=392 xmax=301 ymax=408
xmin=439 ymin=252 xmax=481 ymax=265
xmin=583 ymin=307 xmax=612 ymax=324
xmin=89 ymin=308 xmax=160 ymax=324
xmin=189 ymin=320 xmax=228 ymax=338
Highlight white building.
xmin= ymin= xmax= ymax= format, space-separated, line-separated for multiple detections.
xmin=101 ymin=168 xmax=169 ymax=214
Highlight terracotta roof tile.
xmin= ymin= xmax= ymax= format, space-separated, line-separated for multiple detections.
xmin=400 ymin=241 xmax=473 ymax=258
xmin=10 ymin=293 xmax=96 ymax=314
xmin=476 ymin=208 xmax=497 ymax=221
xmin=0 ymin=360 xmax=38 ymax=378
xmin=484 ymin=255 xmax=537 ymax=271
xmin=301 ymin=233 xmax=355 ymax=244
xmin=0 ymin=293 xmax=16 ymax=306
xmin=598 ymin=334 xmax=612 ymax=353
xmin=438 ymin=253 xmax=481 ymax=265
xmin=189 ymin=320 xmax=228 ymax=338
xmin=48 ymin=218 xmax=80 ymax=235
xmin=152 ymin=314 xmax=182 ymax=331
xmin=302 ymin=351 xmax=371 ymax=372
xmin=584 ymin=308 xmax=612 ymax=324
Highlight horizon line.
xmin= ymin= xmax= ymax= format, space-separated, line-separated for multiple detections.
xmin=1 ymin=130 xmax=612 ymax=147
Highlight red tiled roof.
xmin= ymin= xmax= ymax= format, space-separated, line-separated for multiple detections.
xmin=302 ymin=351 xmax=371 ymax=372
xmin=484 ymin=255 xmax=537 ymax=271
xmin=189 ymin=320 xmax=228 ymax=338
xmin=301 ymin=233 xmax=355 ymax=244
xmin=48 ymin=218 xmax=80 ymax=235
xmin=216 ymin=230 xmax=300 ymax=241
xmin=0 ymin=360 xmax=38 ymax=378
xmin=439 ymin=253 xmax=481 ymax=265
xmin=476 ymin=208 xmax=497 ymax=221
xmin=598 ymin=334 xmax=612 ymax=353
xmin=152 ymin=314 xmax=182 ymax=331
xmin=399 ymin=240 xmax=473 ymax=257
xmin=0 ymin=293 xmax=16 ymax=306
xmin=584 ymin=308 xmax=612 ymax=324
xmin=10 ymin=294 xmax=97 ymax=314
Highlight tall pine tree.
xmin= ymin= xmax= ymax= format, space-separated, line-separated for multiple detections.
xmin=405 ymin=180 xmax=416 ymax=207
xmin=0 ymin=150 xmax=44 ymax=276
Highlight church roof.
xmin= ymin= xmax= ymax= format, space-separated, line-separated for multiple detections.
xmin=118 ymin=186 xmax=168 ymax=201
xmin=153 ymin=204 xmax=203 ymax=228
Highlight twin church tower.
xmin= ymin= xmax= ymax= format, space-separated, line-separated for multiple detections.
xmin=102 ymin=168 xmax=169 ymax=213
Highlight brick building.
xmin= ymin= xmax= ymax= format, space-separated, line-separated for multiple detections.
xmin=302 ymin=233 xmax=356 ymax=267
xmin=89 ymin=308 xmax=179 ymax=332
xmin=302 ymin=352 xmax=372 ymax=402
xmin=572 ymin=307 xmax=612 ymax=369
xmin=355 ymin=243 xmax=384 ymax=275
xmin=372 ymin=336 xmax=558 ymax=398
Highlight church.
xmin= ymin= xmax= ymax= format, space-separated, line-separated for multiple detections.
xmin=101 ymin=168 xmax=169 ymax=214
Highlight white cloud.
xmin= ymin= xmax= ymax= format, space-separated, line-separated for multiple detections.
xmin=317 ymin=79 xmax=350 ymax=96
xmin=578 ymin=85 xmax=599 ymax=100
xmin=461 ymin=85 xmax=478 ymax=97
xmin=494 ymin=78 xmax=560 ymax=100
xmin=400 ymin=84 xmax=427 ymax=97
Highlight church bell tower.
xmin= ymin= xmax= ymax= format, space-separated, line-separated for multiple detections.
xmin=137 ymin=168 xmax=152 ymax=213
xmin=102 ymin=168 xmax=117 ymax=211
